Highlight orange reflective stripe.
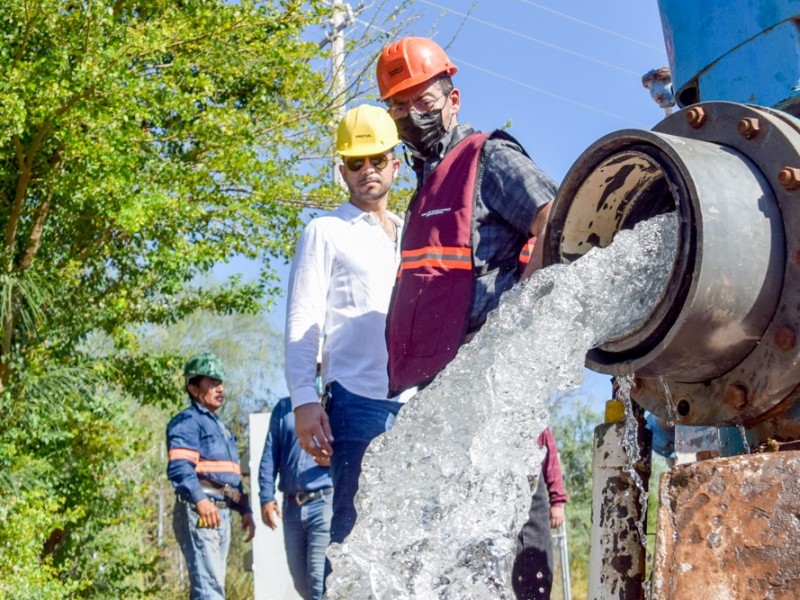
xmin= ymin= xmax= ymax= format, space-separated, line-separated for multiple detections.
xmin=196 ymin=460 xmax=241 ymax=475
xmin=518 ymin=238 xmax=537 ymax=265
xmin=400 ymin=246 xmax=472 ymax=271
xmin=169 ymin=448 xmax=200 ymax=463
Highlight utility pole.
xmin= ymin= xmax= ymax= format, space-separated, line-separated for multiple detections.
xmin=328 ymin=0 xmax=353 ymax=188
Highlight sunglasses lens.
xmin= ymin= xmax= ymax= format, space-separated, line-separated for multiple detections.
xmin=370 ymin=155 xmax=389 ymax=169
xmin=345 ymin=158 xmax=365 ymax=171
xmin=345 ymin=155 xmax=389 ymax=172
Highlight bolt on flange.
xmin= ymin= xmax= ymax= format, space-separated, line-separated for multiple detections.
xmin=779 ymin=167 xmax=800 ymax=191
xmin=686 ymin=106 xmax=707 ymax=129
xmin=738 ymin=117 xmax=761 ymax=139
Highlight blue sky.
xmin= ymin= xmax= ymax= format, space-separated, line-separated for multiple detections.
xmin=228 ymin=1 xmax=672 ymax=408
xmin=356 ymin=0 xmax=671 ymax=180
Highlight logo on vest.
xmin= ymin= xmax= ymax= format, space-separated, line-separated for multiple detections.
xmin=420 ymin=207 xmax=452 ymax=218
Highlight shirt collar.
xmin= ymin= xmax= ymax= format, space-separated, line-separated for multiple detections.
xmin=423 ymin=123 xmax=475 ymax=181
xmin=192 ymin=399 xmax=213 ymax=416
xmin=340 ymin=200 xmax=402 ymax=227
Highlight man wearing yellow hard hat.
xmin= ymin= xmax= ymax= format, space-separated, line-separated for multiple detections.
xmin=285 ymin=105 xmax=406 ymax=553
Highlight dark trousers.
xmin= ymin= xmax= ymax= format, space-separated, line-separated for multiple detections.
xmin=512 ymin=471 xmax=553 ymax=600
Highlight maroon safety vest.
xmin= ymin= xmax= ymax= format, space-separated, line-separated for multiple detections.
xmin=387 ymin=132 xmax=490 ymax=396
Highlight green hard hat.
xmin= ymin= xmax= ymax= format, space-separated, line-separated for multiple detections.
xmin=183 ymin=352 xmax=227 ymax=383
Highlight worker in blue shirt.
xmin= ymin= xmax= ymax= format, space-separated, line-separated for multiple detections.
xmin=259 ymin=396 xmax=333 ymax=600
xmin=167 ymin=352 xmax=256 ymax=600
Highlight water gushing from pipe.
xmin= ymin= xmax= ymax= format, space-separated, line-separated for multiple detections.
xmin=326 ymin=213 xmax=678 ymax=599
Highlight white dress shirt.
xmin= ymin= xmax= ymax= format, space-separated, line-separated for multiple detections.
xmin=285 ymin=201 xmax=402 ymax=410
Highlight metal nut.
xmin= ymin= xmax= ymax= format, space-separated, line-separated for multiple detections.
xmin=686 ymin=106 xmax=707 ymax=129
xmin=778 ymin=167 xmax=800 ymax=191
xmin=723 ymin=383 xmax=748 ymax=410
xmin=737 ymin=117 xmax=760 ymax=139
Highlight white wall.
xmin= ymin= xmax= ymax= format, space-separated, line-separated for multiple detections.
xmin=249 ymin=412 xmax=302 ymax=600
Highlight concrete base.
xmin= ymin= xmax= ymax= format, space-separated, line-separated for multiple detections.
xmin=651 ymin=451 xmax=800 ymax=599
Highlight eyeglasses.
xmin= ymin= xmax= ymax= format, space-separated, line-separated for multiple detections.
xmin=386 ymin=93 xmax=447 ymax=116
xmin=344 ymin=154 xmax=390 ymax=172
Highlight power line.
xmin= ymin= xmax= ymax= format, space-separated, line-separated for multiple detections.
xmin=352 ymin=18 xmax=646 ymax=126
xmin=451 ymin=56 xmax=647 ymax=127
xmin=516 ymin=0 xmax=663 ymax=51
xmin=418 ymin=0 xmax=642 ymax=77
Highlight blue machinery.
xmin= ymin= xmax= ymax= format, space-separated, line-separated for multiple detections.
xmin=544 ymin=2 xmax=800 ymax=597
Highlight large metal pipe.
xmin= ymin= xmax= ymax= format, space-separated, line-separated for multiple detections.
xmin=544 ymin=102 xmax=800 ymax=427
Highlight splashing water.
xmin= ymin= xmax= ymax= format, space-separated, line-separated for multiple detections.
xmin=614 ymin=375 xmax=650 ymax=550
xmin=326 ymin=214 xmax=678 ymax=599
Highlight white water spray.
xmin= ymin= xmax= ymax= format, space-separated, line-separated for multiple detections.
xmin=326 ymin=214 xmax=678 ymax=599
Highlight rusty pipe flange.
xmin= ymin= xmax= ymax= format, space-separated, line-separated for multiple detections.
xmin=645 ymin=102 xmax=800 ymax=425
xmin=545 ymin=127 xmax=783 ymax=382
xmin=545 ymin=101 xmax=799 ymax=425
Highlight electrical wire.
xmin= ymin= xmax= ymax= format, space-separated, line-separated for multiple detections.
xmin=418 ymin=0 xmax=642 ymax=77
xmin=516 ymin=0 xmax=663 ymax=51
xmin=451 ymin=55 xmax=647 ymax=127
xmin=353 ymin=18 xmax=647 ymax=126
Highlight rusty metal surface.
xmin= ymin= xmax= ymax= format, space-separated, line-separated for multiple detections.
xmin=588 ymin=420 xmax=652 ymax=600
xmin=651 ymin=451 xmax=800 ymax=599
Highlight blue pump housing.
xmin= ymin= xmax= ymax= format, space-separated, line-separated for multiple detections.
xmin=658 ymin=0 xmax=800 ymax=113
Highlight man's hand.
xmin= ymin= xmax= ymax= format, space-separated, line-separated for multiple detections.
xmin=241 ymin=513 xmax=256 ymax=542
xmin=550 ymin=503 xmax=565 ymax=529
xmin=313 ymin=454 xmax=331 ymax=467
xmin=294 ymin=402 xmax=334 ymax=460
xmin=261 ymin=501 xmax=282 ymax=530
xmin=195 ymin=497 xmax=221 ymax=528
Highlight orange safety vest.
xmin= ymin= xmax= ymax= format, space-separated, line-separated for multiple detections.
xmin=387 ymin=132 xmax=489 ymax=396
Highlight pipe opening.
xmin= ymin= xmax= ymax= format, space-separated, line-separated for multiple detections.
xmin=553 ymin=146 xmax=689 ymax=362
xmin=547 ymin=128 xmax=783 ymax=382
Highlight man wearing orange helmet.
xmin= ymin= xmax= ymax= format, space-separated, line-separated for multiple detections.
xmin=377 ymin=37 xmax=559 ymax=600
xmin=286 ymin=105 xmax=407 ymax=550
xmin=377 ymin=37 xmax=556 ymax=397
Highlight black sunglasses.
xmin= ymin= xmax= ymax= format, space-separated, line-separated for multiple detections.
xmin=344 ymin=154 xmax=390 ymax=172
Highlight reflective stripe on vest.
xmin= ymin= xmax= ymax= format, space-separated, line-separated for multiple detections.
xmin=400 ymin=246 xmax=472 ymax=271
xmin=518 ymin=237 xmax=536 ymax=266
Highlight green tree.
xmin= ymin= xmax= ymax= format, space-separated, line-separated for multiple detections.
xmin=551 ymin=398 xmax=602 ymax=599
xmin=0 ymin=1 xmax=411 ymax=596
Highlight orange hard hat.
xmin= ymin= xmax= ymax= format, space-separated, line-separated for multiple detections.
xmin=377 ymin=37 xmax=458 ymax=100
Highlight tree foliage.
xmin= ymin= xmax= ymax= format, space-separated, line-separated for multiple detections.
xmin=0 ymin=0 xmax=351 ymax=397
xmin=551 ymin=398 xmax=602 ymax=599
xmin=0 ymin=0 xmax=402 ymax=596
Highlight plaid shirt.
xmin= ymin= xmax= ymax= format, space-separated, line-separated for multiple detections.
xmin=418 ymin=123 xmax=556 ymax=332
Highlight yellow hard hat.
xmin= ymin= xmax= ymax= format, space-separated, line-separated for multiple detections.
xmin=336 ymin=105 xmax=400 ymax=157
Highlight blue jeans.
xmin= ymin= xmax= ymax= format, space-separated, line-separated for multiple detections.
xmin=326 ymin=381 xmax=403 ymax=544
xmin=283 ymin=492 xmax=333 ymax=600
xmin=172 ymin=498 xmax=231 ymax=600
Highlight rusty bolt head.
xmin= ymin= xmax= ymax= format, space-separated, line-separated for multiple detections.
xmin=774 ymin=325 xmax=797 ymax=351
xmin=778 ymin=167 xmax=800 ymax=191
xmin=723 ymin=383 xmax=748 ymax=410
xmin=737 ymin=117 xmax=760 ymax=139
xmin=686 ymin=106 xmax=707 ymax=129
